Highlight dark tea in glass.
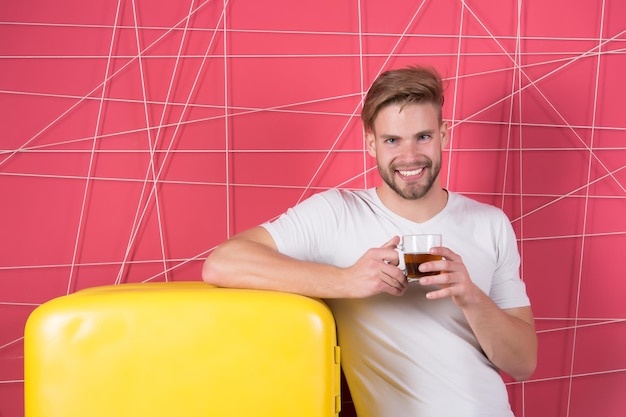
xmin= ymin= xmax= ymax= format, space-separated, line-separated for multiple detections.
xmin=403 ymin=253 xmax=443 ymax=279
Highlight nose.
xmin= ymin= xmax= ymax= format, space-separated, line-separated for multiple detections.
xmin=400 ymin=138 xmax=425 ymax=159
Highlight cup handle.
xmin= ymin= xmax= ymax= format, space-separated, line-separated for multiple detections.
xmin=395 ymin=247 xmax=406 ymax=274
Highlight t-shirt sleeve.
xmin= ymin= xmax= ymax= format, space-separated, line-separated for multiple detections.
xmin=489 ymin=212 xmax=531 ymax=310
xmin=261 ymin=190 xmax=342 ymax=263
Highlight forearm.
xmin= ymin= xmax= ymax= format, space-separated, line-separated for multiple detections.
xmin=419 ymin=247 xmax=537 ymax=381
xmin=202 ymin=228 xmax=350 ymax=298
xmin=461 ymin=291 xmax=537 ymax=381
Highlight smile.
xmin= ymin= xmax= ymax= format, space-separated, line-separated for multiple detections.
xmin=398 ymin=168 xmax=424 ymax=176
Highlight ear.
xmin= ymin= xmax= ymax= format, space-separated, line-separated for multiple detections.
xmin=365 ymin=129 xmax=376 ymax=157
xmin=439 ymin=121 xmax=449 ymax=149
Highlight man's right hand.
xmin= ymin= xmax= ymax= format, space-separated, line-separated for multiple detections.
xmin=341 ymin=236 xmax=408 ymax=298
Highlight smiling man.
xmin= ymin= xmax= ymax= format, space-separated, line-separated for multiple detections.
xmin=203 ymin=66 xmax=537 ymax=416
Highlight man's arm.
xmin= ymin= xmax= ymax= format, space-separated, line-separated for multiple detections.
xmin=419 ymin=246 xmax=538 ymax=381
xmin=459 ymin=295 xmax=536 ymax=381
xmin=202 ymin=226 xmax=408 ymax=298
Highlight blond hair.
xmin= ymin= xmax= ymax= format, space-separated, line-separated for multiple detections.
xmin=362 ymin=66 xmax=445 ymax=133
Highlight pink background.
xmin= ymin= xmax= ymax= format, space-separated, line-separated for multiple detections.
xmin=1 ymin=1 xmax=625 ymax=416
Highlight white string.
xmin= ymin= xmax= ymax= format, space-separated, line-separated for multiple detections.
xmin=130 ymin=0 xmax=169 ymax=282
xmin=66 ymin=0 xmax=123 ymax=294
xmin=508 ymin=368 xmax=626 ymax=386
xmin=566 ymin=1 xmax=607 ymax=415
xmin=223 ymin=0 xmax=231 ymax=237
xmin=446 ymin=1 xmax=464 ymax=191
xmin=514 ymin=3 xmax=525 ymax=413
xmin=357 ymin=0 xmax=367 ymax=189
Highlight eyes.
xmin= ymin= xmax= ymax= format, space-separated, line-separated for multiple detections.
xmin=384 ymin=134 xmax=433 ymax=145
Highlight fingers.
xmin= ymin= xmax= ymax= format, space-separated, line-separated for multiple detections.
xmin=417 ymin=257 xmax=448 ymax=279
xmin=383 ymin=279 xmax=408 ymax=296
xmin=380 ymin=261 xmax=408 ymax=295
xmin=351 ymin=245 xmax=407 ymax=297
xmin=415 ymin=248 xmax=475 ymax=304
xmin=383 ymin=264 xmax=407 ymax=288
xmin=373 ymin=237 xmax=401 ymax=267
xmin=422 ymin=273 xmax=476 ymax=305
xmin=429 ymin=245 xmax=459 ymax=261
xmin=417 ymin=245 xmax=458 ymax=278
xmin=425 ymin=285 xmax=454 ymax=300
xmin=356 ymin=237 xmax=408 ymax=297
xmin=381 ymin=235 xmax=401 ymax=249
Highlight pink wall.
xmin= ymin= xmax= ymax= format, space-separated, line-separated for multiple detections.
xmin=1 ymin=1 xmax=625 ymax=416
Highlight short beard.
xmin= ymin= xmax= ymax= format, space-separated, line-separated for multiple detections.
xmin=378 ymin=158 xmax=441 ymax=200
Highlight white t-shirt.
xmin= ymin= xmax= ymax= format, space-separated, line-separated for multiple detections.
xmin=263 ymin=189 xmax=530 ymax=417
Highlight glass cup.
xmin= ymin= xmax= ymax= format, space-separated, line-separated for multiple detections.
xmin=396 ymin=234 xmax=443 ymax=282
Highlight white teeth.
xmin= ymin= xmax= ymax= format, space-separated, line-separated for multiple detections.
xmin=399 ymin=168 xmax=424 ymax=176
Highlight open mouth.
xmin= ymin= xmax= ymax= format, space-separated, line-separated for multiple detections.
xmin=398 ymin=168 xmax=424 ymax=177
xmin=396 ymin=166 xmax=427 ymax=181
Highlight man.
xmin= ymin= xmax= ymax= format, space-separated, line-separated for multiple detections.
xmin=203 ymin=66 xmax=537 ymax=416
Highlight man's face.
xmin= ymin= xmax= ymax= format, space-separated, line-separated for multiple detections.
xmin=366 ymin=102 xmax=448 ymax=200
